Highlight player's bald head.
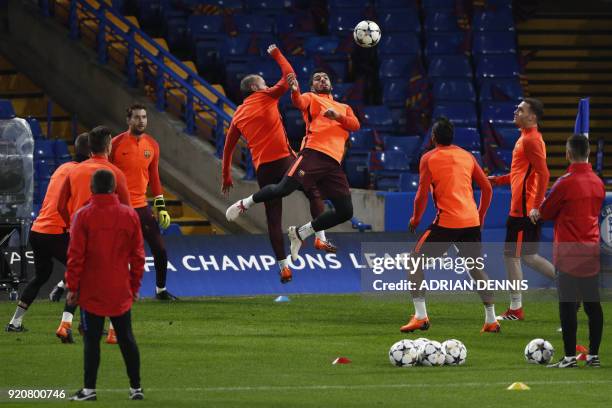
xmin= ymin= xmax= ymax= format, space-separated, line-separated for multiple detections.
xmin=240 ymin=75 xmax=265 ymax=97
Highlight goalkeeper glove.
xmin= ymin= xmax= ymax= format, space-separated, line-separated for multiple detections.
xmin=153 ymin=195 xmax=171 ymax=229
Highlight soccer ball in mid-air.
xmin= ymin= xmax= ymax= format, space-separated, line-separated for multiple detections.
xmin=353 ymin=20 xmax=381 ymax=48
xmin=389 ymin=339 xmax=420 ymax=367
xmin=418 ymin=340 xmax=446 ymax=366
xmin=442 ymin=339 xmax=467 ymax=365
xmin=524 ymin=338 xmax=554 ymax=364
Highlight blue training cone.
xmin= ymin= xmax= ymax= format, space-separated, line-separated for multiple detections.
xmin=274 ymin=295 xmax=290 ymax=303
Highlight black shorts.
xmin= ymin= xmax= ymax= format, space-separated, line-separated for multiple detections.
xmin=557 ymin=271 xmax=600 ymax=303
xmin=504 ymin=216 xmax=541 ymax=257
xmin=286 ymin=148 xmax=350 ymax=199
xmin=256 ymin=156 xmax=294 ymax=188
xmin=414 ymin=224 xmax=482 ymax=260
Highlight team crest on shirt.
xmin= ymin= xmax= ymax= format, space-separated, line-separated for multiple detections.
xmin=144 ymin=150 xmax=152 ymax=159
xmin=601 ymin=205 xmax=612 ymax=254
xmin=298 ymin=170 xmax=305 ymax=177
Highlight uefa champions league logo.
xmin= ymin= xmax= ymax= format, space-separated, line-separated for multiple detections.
xmin=601 ymin=204 xmax=612 ymax=254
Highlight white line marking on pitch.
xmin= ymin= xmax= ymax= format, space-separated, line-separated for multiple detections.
xmin=88 ymin=379 xmax=612 ymax=393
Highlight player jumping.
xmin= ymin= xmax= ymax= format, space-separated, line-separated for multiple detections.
xmin=226 ymin=69 xmax=360 ymax=261
xmin=222 ymin=44 xmax=335 ymax=283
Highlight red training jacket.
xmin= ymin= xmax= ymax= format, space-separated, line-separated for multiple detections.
xmin=65 ymin=194 xmax=145 ymax=316
xmin=539 ymin=162 xmax=605 ymax=277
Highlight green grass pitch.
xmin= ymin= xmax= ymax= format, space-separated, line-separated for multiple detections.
xmin=1 ymin=295 xmax=610 ymax=407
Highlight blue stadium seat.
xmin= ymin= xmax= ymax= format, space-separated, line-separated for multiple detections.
xmin=233 ymin=14 xmax=275 ymax=34
xmin=383 ymin=135 xmax=420 ymax=156
xmin=275 ymin=12 xmax=314 ymax=34
xmin=34 ymin=140 xmax=56 ymax=161
xmin=303 ymin=36 xmax=339 ymax=55
xmin=161 ymin=223 xmax=183 ymax=236
xmin=287 ymin=56 xmax=316 ymax=80
xmin=473 ymin=10 xmax=515 ymax=31
xmin=362 ymin=106 xmax=394 ymax=133
xmin=34 ymin=180 xmax=50 ymax=204
xmin=472 ymin=32 xmax=517 ymax=54
xmin=349 ymin=128 xmax=376 ymax=152
xmin=187 ymin=15 xmax=223 ymax=40
xmin=390 ymin=108 xmax=409 ymax=134
xmin=26 ymin=117 xmax=43 ymax=139
xmin=329 ymin=0 xmax=371 ymax=8
xmin=164 ymin=18 xmax=188 ymax=50
xmin=54 ymin=140 xmax=71 ymax=160
xmin=422 ymin=0 xmax=455 ymax=9
xmin=283 ymin=108 xmax=305 ymax=140
xmin=432 ymin=79 xmax=476 ymax=102
xmin=471 ymin=150 xmax=484 ymax=168
xmin=399 ymin=172 xmax=420 ymax=191
xmin=220 ymin=35 xmax=252 ymax=59
xmin=381 ymin=80 xmax=409 ymax=107
xmin=36 ymin=160 xmax=56 ymax=180
xmin=378 ymin=10 xmax=421 ymax=33
xmin=475 ymin=54 xmax=520 ymax=78
xmin=482 ymin=102 xmax=516 ymax=126
xmin=426 ymin=32 xmax=469 ymax=55
xmin=478 ymin=77 xmax=523 ymax=102
xmin=329 ymin=9 xmax=365 ymax=34
xmin=369 ymin=150 xmax=411 ymax=171
xmin=428 ymin=55 xmax=472 ymax=78
xmin=378 ymin=33 xmax=420 ymax=56
xmin=424 ymin=11 xmax=459 ymax=32
xmin=332 ymin=82 xmax=350 ymax=101
xmin=486 ymin=0 xmax=513 ymax=7
xmin=344 ymin=152 xmax=369 ymax=188
xmin=249 ymin=59 xmax=281 ymax=80
xmin=494 ymin=148 xmax=513 ymax=169
xmin=432 ymin=102 xmax=478 ymax=127
xmin=494 ymin=126 xmax=520 ymax=148
xmin=0 ymin=99 xmax=15 ymax=119
xmin=453 ymin=127 xmax=480 ymax=150
xmin=247 ymin=0 xmax=292 ymax=15
xmin=136 ymin=0 xmax=161 ymax=28
xmin=379 ymin=55 xmax=417 ymax=79
xmin=376 ymin=0 xmax=418 ymax=10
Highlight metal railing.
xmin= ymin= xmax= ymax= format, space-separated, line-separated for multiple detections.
xmin=38 ymin=0 xmax=244 ymax=164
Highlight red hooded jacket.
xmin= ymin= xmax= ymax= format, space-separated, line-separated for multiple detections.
xmin=65 ymin=194 xmax=145 ymax=316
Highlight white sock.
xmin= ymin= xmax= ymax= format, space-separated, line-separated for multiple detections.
xmin=298 ymin=222 xmax=315 ymax=240
xmin=278 ymin=258 xmax=289 ymax=271
xmin=130 ymin=387 xmax=142 ymax=393
xmin=484 ymin=304 xmax=496 ymax=324
xmin=413 ymin=297 xmax=427 ymax=319
xmin=510 ymin=294 xmax=522 ymax=310
xmin=156 ymin=286 xmax=166 ymax=294
xmin=57 ymin=280 xmax=65 ymax=288
xmin=109 ymin=322 xmax=114 ymax=331
xmin=243 ymin=195 xmax=255 ymax=209
xmin=62 ymin=312 xmax=74 ymax=324
xmin=82 ymin=388 xmax=95 ymax=395
xmin=564 ymin=356 xmax=576 ymax=361
xmin=9 ymin=305 xmax=27 ymax=327
xmin=315 ymin=230 xmax=326 ymax=242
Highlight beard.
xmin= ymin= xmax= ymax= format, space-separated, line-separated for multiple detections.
xmin=131 ymin=126 xmax=145 ymax=135
xmin=314 ymin=86 xmax=332 ymax=94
